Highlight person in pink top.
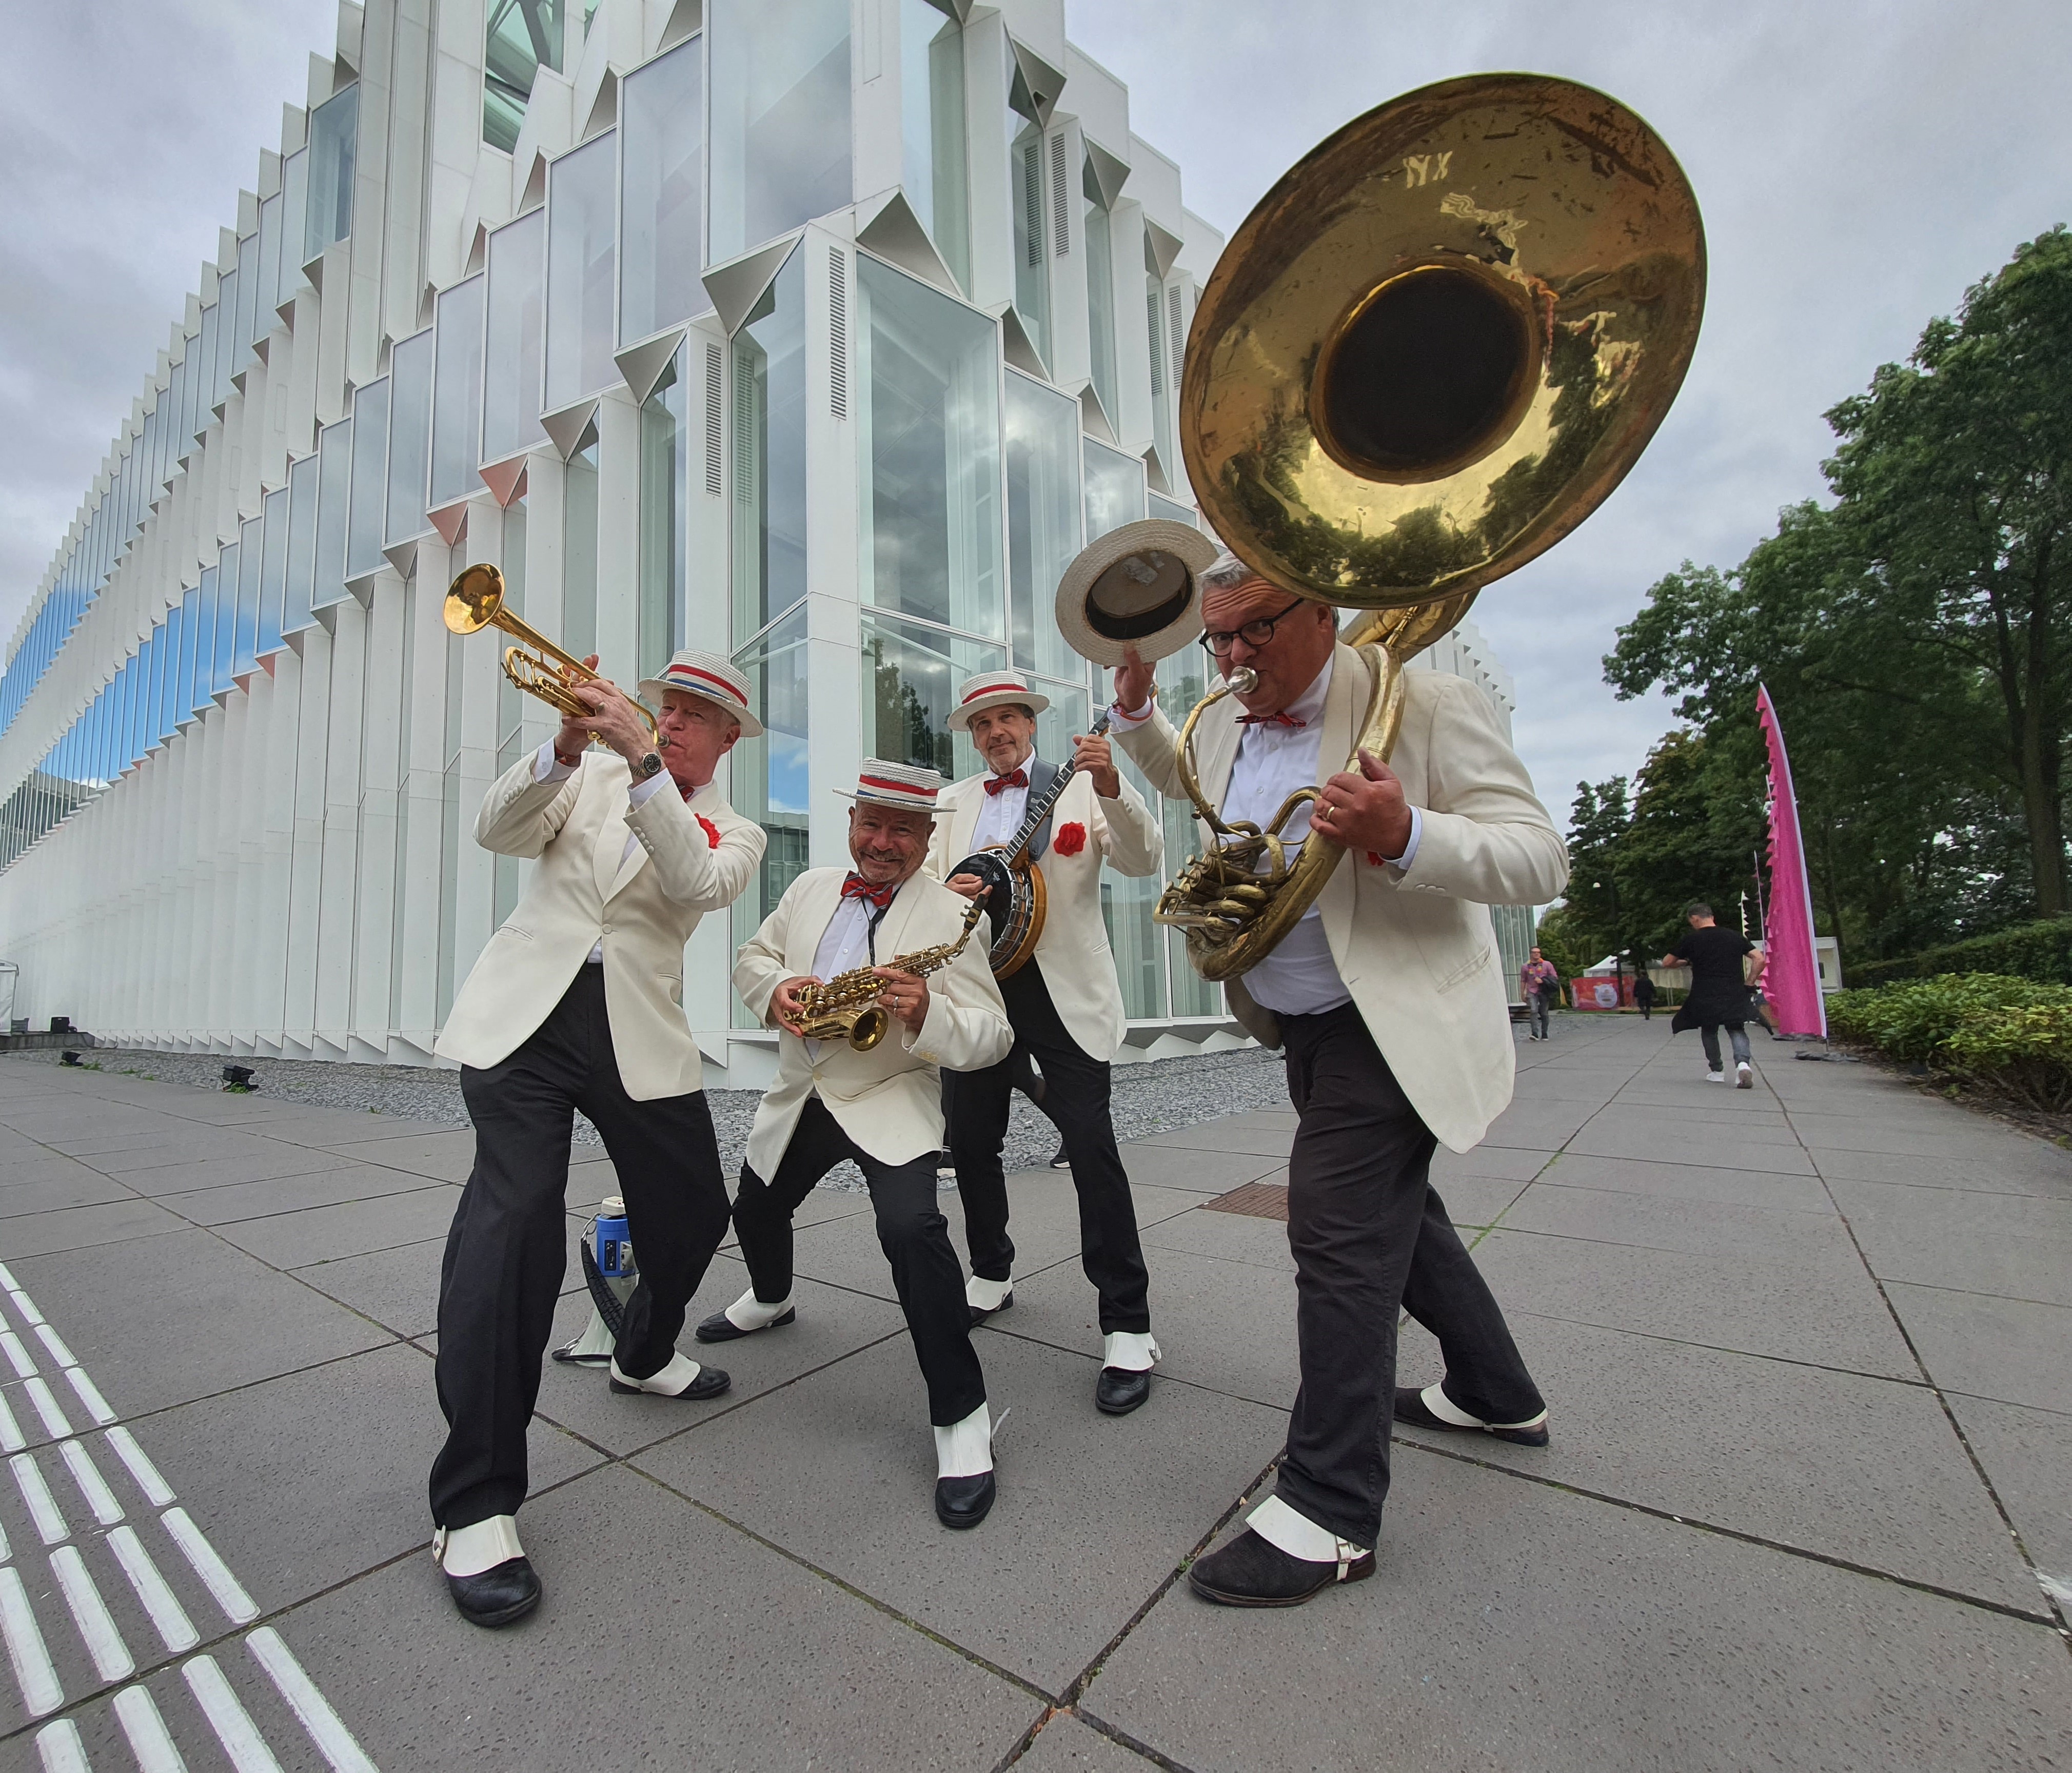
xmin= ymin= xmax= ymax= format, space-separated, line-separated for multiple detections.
xmin=1521 ymin=947 xmax=1561 ymax=1041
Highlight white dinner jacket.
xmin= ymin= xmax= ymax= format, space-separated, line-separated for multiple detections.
xmin=1116 ymin=642 xmax=1569 ymax=1152
xmin=435 ymin=751 xmax=765 ymax=1101
xmin=734 ymin=866 xmax=1013 ymax=1175
xmin=925 ymin=762 xmax=1162 ymax=1061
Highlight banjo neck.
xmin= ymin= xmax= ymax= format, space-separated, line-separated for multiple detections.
xmin=994 ymin=708 xmax=1113 ymax=867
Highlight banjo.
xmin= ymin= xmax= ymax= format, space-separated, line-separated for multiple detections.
xmin=950 ymin=710 xmax=1113 ymax=978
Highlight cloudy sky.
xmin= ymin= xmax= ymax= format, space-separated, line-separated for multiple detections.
xmin=6 ymin=1 xmax=2071 ymax=824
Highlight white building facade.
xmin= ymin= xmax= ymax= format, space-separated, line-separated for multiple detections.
xmin=0 ymin=0 xmax=1529 ymax=1076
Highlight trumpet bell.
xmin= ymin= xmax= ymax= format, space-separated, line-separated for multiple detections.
xmin=1182 ymin=72 xmax=1705 ymax=612
xmin=444 ymin=563 xmax=507 ymax=635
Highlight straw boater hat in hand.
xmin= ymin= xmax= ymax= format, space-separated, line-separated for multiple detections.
xmin=1053 ymin=518 xmax=1220 ymax=668
xmin=836 ymin=759 xmax=948 ymax=813
xmin=636 ymin=649 xmax=763 ymax=738
xmin=946 ymin=669 xmax=1050 ymax=733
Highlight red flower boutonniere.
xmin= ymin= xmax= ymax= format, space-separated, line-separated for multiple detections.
xmin=1052 ymin=822 xmax=1087 ymax=857
xmin=696 ymin=814 xmax=721 ymax=849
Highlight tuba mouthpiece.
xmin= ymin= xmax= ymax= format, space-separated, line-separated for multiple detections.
xmin=1226 ymin=666 xmax=1259 ymax=694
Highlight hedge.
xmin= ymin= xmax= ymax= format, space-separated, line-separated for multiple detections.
xmin=1826 ymin=972 xmax=2072 ymax=1111
xmin=1848 ymin=918 xmax=2072 ymax=990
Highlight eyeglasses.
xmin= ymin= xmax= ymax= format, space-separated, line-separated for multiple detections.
xmin=1199 ymin=598 xmax=1306 ymax=658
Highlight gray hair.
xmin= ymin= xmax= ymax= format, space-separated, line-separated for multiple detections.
xmin=1199 ymin=549 xmax=1259 ymax=594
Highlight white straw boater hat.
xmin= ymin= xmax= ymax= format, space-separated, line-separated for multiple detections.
xmin=1054 ymin=519 xmax=1220 ymax=668
xmin=946 ymin=669 xmax=1051 ymax=732
xmin=838 ymin=758 xmax=947 ymax=813
xmin=637 ymin=649 xmax=763 ymax=739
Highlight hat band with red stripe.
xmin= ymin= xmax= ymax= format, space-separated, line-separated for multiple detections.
xmin=662 ymin=662 xmax=748 ymax=711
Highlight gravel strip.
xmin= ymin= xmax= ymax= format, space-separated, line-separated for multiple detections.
xmin=11 ymin=1041 xmax=1287 ymax=1192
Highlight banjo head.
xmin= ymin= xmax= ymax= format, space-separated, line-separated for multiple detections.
xmin=952 ymin=848 xmax=1039 ymax=973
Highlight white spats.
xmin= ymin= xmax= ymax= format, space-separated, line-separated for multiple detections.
xmin=1248 ymin=1494 xmax=1369 ymax=1568
xmin=965 ymin=1273 xmax=1012 ymax=1313
xmin=1102 ymin=1331 xmax=1160 ymax=1373
xmin=434 ymin=1513 xmax=525 ymax=1579
xmin=725 ymin=1288 xmax=795 ymax=1332
xmin=609 ymin=1352 xmax=706 ymax=1396
xmin=1419 ymin=1382 xmax=1549 ymax=1433
xmin=933 ymin=1401 xmax=993 ymax=1479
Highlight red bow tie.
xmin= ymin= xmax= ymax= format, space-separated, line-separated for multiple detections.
xmin=983 ymin=767 xmax=1029 ymax=796
xmin=1238 ymin=711 xmax=1305 ymax=728
xmin=841 ymin=872 xmax=897 ymax=910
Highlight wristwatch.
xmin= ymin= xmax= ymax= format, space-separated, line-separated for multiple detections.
xmin=633 ymin=750 xmax=664 ymax=779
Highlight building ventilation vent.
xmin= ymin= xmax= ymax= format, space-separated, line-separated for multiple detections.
xmin=1147 ymin=287 xmax=1166 ymax=398
xmin=1168 ymin=285 xmax=1185 ymax=376
xmin=1050 ymin=134 xmax=1070 ymax=255
xmin=704 ymin=343 xmax=723 ymax=497
xmin=828 ymin=247 xmax=848 ymax=420
xmin=1023 ymin=148 xmax=1043 ymax=268
xmin=734 ymin=353 xmax=756 ymax=503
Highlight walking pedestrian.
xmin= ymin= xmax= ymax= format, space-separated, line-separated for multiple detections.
xmin=1633 ymin=968 xmax=1656 ymax=1022
xmin=1521 ymin=947 xmax=1560 ymax=1041
xmin=1662 ymin=903 xmax=1765 ymax=1088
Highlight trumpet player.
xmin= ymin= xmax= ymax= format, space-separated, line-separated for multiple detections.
xmin=928 ymin=671 xmax=1167 ymax=1414
xmin=428 ymin=649 xmax=766 ymax=1627
xmin=714 ymin=761 xmax=1014 ymax=1528
xmin=1111 ymin=555 xmax=1568 ymax=1608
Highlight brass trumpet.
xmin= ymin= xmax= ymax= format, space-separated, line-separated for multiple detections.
xmin=790 ymin=899 xmax=987 ymax=1052
xmin=443 ymin=563 xmax=660 ymax=746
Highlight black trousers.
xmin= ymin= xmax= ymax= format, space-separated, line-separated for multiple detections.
xmin=1277 ymin=1004 xmax=1543 ymax=1549
xmin=943 ymin=963 xmax=1151 ymax=1334
xmin=734 ymin=1095 xmax=985 ymax=1427
xmin=430 ymin=966 xmax=732 ymax=1529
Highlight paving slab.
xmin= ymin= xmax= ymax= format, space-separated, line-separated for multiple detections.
xmin=323 ymin=1128 xmax=480 ymax=1182
xmin=633 ymin=1330 xmax=1286 ymax=1696
xmin=290 ymin=1234 xmax=449 ymax=1338
xmin=1534 ymin=1148 xmax=1832 ymax=1212
xmin=1825 ymin=1176 xmax=2072 ymax=1307
xmin=1433 ymin=1140 xmax=1557 ymax=1184
xmin=0 ymin=1195 xmax=188 ymax=1258
xmin=261 ymin=1463 xmax=1045 ymax=1772
xmin=1565 ymin=1117 xmax=1820 ymax=1174
xmin=1499 ymin=1180 xmax=1857 ymax=1264
xmin=151 ymin=1160 xmax=456 ymax=1227
xmin=1083 ymin=1455 xmax=2072 ymax=1773
xmin=1019 ymin=1712 xmax=1160 ymax=1771
xmin=213 ymin=1183 xmax=463 ymax=1268
xmin=1107 ymin=1140 xmax=1287 ymax=1193
xmin=0 ymin=1161 xmax=137 ymax=1218
xmin=1885 ymin=1283 xmax=2072 ymax=1414
xmin=1127 ymin=1125 xmax=1294 ymax=1160
xmin=1943 ymin=1392 xmax=2072 ymax=1600
xmin=1140 ymin=1202 xmax=1294 ymax=1273
xmin=108 ymin=1142 xmax=363 ymax=1195
xmin=1808 ymin=1141 xmax=2072 ymax=1198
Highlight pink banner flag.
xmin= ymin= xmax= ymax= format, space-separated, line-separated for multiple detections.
xmin=1757 ymin=685 xmax=1826 ymax=1037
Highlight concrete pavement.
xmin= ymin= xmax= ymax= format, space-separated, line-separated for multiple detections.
xmin=0 ymin=1015 xmax=2065 ymax=1770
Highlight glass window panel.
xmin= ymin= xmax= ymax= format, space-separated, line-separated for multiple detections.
xmin=235 ymin=518 xmax=263 ymax=675
xmin=306 ymin=85 xmax=358 ymax=260
xmin=1146 ymin=263 xmax=1175 ymax=478
xmin=255 ymin=194 xmax=283 ymax=349
xmin=1028 ymin=676 xmax=1089 ymax=777
xmin=430 ymin=275 xmax=486 ymax=509
xmin=1103 ymin=854 xmax=1165 ymax=1018
xmin=178 ymin=586 xmax=201 ymax=722
xmin=855 ymin=255 xmax=1002 ymax=639
xmin=638 ymin=346 xmax=686 ymax=677
xmin=1004 ymin=369 xmax=1081 ymax=678
xmin=484 ymin=0 xmax=565 ymax=152
xmin=1009 ymin=111 xmax=1050 ymax=370
xmin=543 ymin=132 xmax=617 ymax=411
xmin=729 ymin=604 xmax=812 ymax=1019
xmin=312 ymin=416 xmax=352 ymax=614
xmin=158 ymin=611 xmax=183 ymax=742
xmin=1083 ymin=437 xmax=1145 ymax=543
xmin=211 ymin=549 xmax=238 ymax=691
xmin=284 ymin=451 xmax=320 ymax=634
xmin=619 ymin=36 xmax=710 ymax=345
xmin=1148 ymin=493 xmax=1196 ymax=527
xmin=346 ymin=377 xmax=390 ymax=581
xmin=260 ymin=485 xmax=290 ymax=655
xmin=859 ymin=609 xmax=1004 ymax=779
xmin=1084 ymin=176 xmax=1117 ymax=427
xmin=233 ymin=233 xmax=260 ymax=374
xmin=193 ymin=565 xmax=219 ymax=708
xmin=384 ymin=328 xmax=436 ymax=548
xmin=730 ymin=244 xmax=806 ymax=641
xmin=708 ymin=0 xmax=852 ymax=264
xmin=142 ymin=632 xmax=163 ymax=750
xmin=212 ymin=269 xmax=239 ymax=408
xmin=482 ymin=211 xmax=547 ymax=464
xmin=563 ymin=440 xmax=599 ymax=664
xmin=279 ymin=147 xmax=308 ymax=307
xmin=901 ymin=0 xmax=968 ymax=292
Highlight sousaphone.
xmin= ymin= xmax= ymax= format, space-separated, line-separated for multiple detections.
xmin=1059 ymin=74 xmax=1706 ymax=981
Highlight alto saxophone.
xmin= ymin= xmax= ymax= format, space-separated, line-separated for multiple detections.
xmin=791 ymin=898 xmax=988 ymax=1052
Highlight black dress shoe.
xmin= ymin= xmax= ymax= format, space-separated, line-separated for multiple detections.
xmin=1048 ymin=1145 xmax=1071 ymax=1170
xmin=967 ymin=1291 xmax=1012 ymax=1327
xmin=1393 ymin=1385 xmax=1549 ymax=1447
xmin=444 ymin=1557 xmax=541 ymax=1628
xmin=695 ymin=1307 xmax=795 ymax=1344
xmin=934 ymin=1470 xmax=996 ymax=1529
xmin=1188 ymin=1529 xmax=1373 ymax=1608
xmin=609 ymin=1364 xmax=732 ymax=1399
xmin=1095 ymin=1366 xmax=1151 ymax=1415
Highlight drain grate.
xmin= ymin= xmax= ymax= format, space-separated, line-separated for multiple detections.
xmin=1203 ymin=1180 xmax=1289 ymax=1221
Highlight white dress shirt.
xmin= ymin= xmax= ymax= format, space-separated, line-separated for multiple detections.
xmin=804 ymin=887 xmax=893 ymax=1059
xmin=535 ymin=741 xmax=674 ymax=962
xmin=971 ymin=757 xmax=1036 ymax=850
xmin=1112 ymin=658 xmax=1420 ymax=1018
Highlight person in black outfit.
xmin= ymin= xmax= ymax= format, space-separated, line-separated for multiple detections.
xmin=1662 ymin=903 xmax=1765 ymax=1088
xmin=1633 ymin=969 xmax=1656 ymax=1021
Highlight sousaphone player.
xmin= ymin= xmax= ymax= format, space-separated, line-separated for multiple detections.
xmin=1076 ymin=75 xmax=1706 ymax=1606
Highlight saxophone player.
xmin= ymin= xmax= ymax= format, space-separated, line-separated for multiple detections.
xmin=708 ymin=761 xmax=1014 ymax=1527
